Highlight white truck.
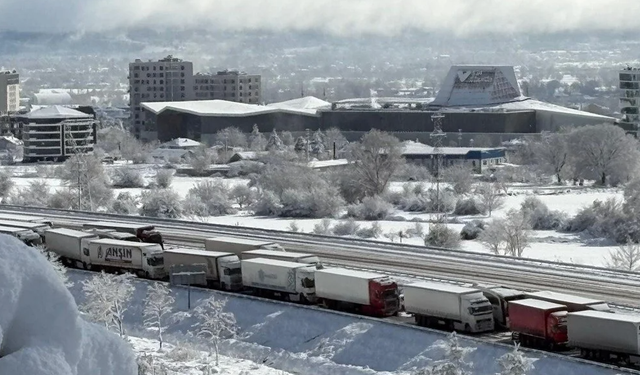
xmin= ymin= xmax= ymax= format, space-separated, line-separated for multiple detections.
xmin=0 ymin=219 xmax=50 ymax=237
xmin=314 ymin=268 xmax=400 ymax=317
xmin=241 ymin=258 xmax=317 ymax=303
xmin=164 ymin=248 xmax=242 ymax=291
xmin=525 ymin=290 xmax=613 ymax=312
xmin=568 ymin=310 xmax=640 ymax=365
xmin=44 ymin=228 xmax=100 ymax=269
xmin=403 ymin=281 xmax=495 ymax=333
xmin=0 ymin=225 xmax=42 ymax=246
xmin=205 ymin=236 xmax=285 ymax=255
xmin=241 ymin=249 xmax=321 ymax=265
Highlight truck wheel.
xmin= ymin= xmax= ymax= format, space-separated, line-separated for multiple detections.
xmin=464 ymin=323 xmax=471 ymax=333
xmin=82 ymin=262 xmax=90 ymax=270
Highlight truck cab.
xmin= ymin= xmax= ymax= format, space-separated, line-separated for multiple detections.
xmin=296 ymin=266 xmax=317 ymax=303
xmin=143 ymin=247 xmax=166 ymax=279
xmin=479 ymin=285 xmax=527 ymax=329
xmin=217 ymin=255 xmax=242 ymax=290
xmin=464 ymin=292 xmax=495 ymax=332
xmin=370 ymin=276 xmax=400 ymax=316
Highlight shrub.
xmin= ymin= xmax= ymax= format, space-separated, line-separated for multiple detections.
xmin=181 ymin=195 xmax=209 ymax=219
xmin=565 ymin=198 xmax=633 ymax=243
xmin=279 ymin=186 xmax=344 ymax=218
xmin=424 ymin=223 xmax=462 ymax=249
xmin=453 ymin=197 xmax=485 ymax=216
xmin=139 ymin=189 xmax=182 ymax=218
xmin=251 ymin=191 xmax=283 ymax=217
xmin=9 ymin=180 xmax=50 ymax=207
xmin=356 ymin=222 xmax=383 ymax=238
xmin=313 ymin=219 xmax=333 ymax=235
xmin=111 ymin=192 xmax=138 ymax=215
xmin=520 ymin=196 xmax=567 ymax=230
xmin=288 ymin=221 xmax=300 ymax=232
xmin=423 ymin=188 xmax=456 ymax=213
xmin=230 ymin=184 xmax=256 ymax=209
xmin=0 ymin=171 xmax=14 ymax=201
xmin=405 ymin=222 xmax=425 ymax=238
xmin=227 ymin=161 xmax=265 ymax=177
xmin=111 ymin=167 xmax=145 ymax=188
xmin=48 ymin=189 xmax=77 ymax=209
xmin=155 ymin=169 xmax=174 ymax=189
xmin=441 ymin=164 xmax=473 ymax=195
xmin=346 ymin=195 xmax=394 ymax=220
xmin=394 ymin=163 xmax=432 ymax=181
xmin=187 ymin=180 xmax=236 ymax=216
xmin=460 ymin=220 xmax=485 ymax=240
xmin=332 ymin=219 xmax=361 ymax=236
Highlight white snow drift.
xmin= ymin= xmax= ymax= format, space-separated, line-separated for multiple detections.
xmin=0 ymin=234 xmax=136 ymax=375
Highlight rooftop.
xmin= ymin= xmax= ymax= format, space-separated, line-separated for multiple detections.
xmin=405 ymin=281 xmax=480 ymax=294
xmin=25 ymin=105 xmax=92 ymax=120
xmin=315 ymin=267 xmax=389 ymax=280
xmin=401 ymin=141 xmax=502 ymax=156
xmin=509 ymin=298 xmax=567 ymax=310
xmin=569 ymin=310 xmax=640 ymax=324
xmin=159 ymin=137 xmax=202 ymax=149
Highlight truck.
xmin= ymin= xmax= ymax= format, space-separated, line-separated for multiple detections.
xmin=403 ymin=282 xmax=494 ymax=333
xmin=525 ymin=291 xmax=613 ymax=312
xmin=205 ymin=237 xmax=285 ymax=254
xmin=241 ymin=258 xmax=317 ymax=303
xmin=314 ymin=268 xmax=400 ymax=317
xmin=479 ymin=285 xmax=527 ymax=329
xmin=0 ymin=213 xmax=53 ymax=226
xmin=241 ymin=249 xmax=321 ymax=266
xmin=164 ymin=248 xmax=242 ymax=291
xmin=83 ymin=228 xmax=142 ymax=242
xmin=508 ymin=299 xmax=568 ymax=350
xmin=82 ymin=221 xmax=164 ymax=248
xmin=0 ymin=219 xmax=50 ymax=237
xmin=568 ymin=310 xmax=640 ymax=365
xmin=44 ymin=228 xmax=100 ymax=269
xmin=87 ymin=238 xmax=166 ymax=279
xmin=0 ymin=225 xmax=42 ymax=246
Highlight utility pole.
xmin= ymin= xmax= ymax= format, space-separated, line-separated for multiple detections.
xmin=430 ymin=112 xmax=446 ymax=216
xmin=64 ymin=120 xmax=94 ymax=210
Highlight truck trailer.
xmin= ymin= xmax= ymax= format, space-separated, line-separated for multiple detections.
xmin=44 ymin=228 xmax=100 ymax=269
xmin=241 ymin=249 xmax=320 ymax=265
xmin=479 ymin=286 xmax=527 ymax=329
xmin=0 ymin=213 xmax=53 ymax=226
xmin=87 ymin=238 xmax=166 ymax=279
xmin=508 ymin=299 xmax=568 ymax=349
xmin=0 ymin=219 xmax=50 ymax=237
xmin=403 ymin=282 xmax=494 ymax=333
xmin=83 ymin=228 xmax=142 ymax=242
xmin=314 ymin=268 xmax=399 ymax=317
xmin=205 ymin=236 xmax=285 ymax=255
xmin=82 ymin=221 xmax=164 ymax=248
xmin=525 ymin=291 xmax=612 ymax=312
xmin=0 ymin=225 xmax=42 ymax=246
xmin=241 ymin=258 xmax=316 ymax=303
xmin=164 ymin=248 xmax=242 ymax=291
xmin=568 ymin=311 xmax=640 ymax=365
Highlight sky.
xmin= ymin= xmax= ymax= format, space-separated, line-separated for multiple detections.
xmin=4 ymin=0 xmax=640 ymax=36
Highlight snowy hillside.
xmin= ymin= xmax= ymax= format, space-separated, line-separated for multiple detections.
xmin=67 ymin=269 xmax=625 ymax=375
xmin=0 ymin=235 xmax=136 ymax=375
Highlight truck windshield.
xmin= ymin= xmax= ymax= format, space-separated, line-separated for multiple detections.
xmin=223 ymin=268 xmax=241 ymax=276
xmin=301 ymin=277 xmax=315 ymax=288
xmin=468 ymin=305 xmax=493 ymax=315
xmin=146 ymin=256 xmax=164 ymax=266
xmin=382 ymin=289 xmax=398 ymax=298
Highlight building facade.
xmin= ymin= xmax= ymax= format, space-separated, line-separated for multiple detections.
xmin=193 ymin=70 xmax=261 ymax=104
xmin=619 ymin=66 xmax=640 ymax=130
xmin=17 ymin=106 xmax=96 ymax=163
xmin=0 ymin=70 xmax=19 ymax=114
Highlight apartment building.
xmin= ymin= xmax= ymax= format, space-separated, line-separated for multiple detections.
xmin=0 ymin=70 xmax=20 ymax=114
xmin=193 ymin=70 xmax=262 ymax=104
xmin=620 ymin=66 xmax=640 ymax=130
xmin=129 ymin=55 xmax=194 ymax=140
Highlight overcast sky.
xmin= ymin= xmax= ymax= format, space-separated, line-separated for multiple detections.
xmin=4 ymin=0 xmax=640 ymax=36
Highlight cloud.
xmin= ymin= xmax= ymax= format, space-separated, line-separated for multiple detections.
xmin=4 ymin=0 xmax=640 ymax=36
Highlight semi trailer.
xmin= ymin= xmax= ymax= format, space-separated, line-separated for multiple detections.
xmin=314 ymin=268 xmax=399 ymax=317
xmin=164 ymin=248 xmax=242 ymax=291
xmin=508 ymin=299 xmax=568 ymax=349
xmin=241 ymin=258 xmax=317 ymax=303
xmin=525 ymin=291 xmax=612 ymax=312
xmin=241 ymin=249 xmax=320 ymax=265
xmin=0 ymin=225 xmax=42 ymax=246
xmin=87 ymin=238 xmax=166 ymax=279
xmin=205 ymin=237 xmax=285 ymax=254
xmin=44 ymin=228 xmax=100 ymax=269
xmin=403 ymin=282 xmax=494 ymax=333
xmin=479 ymin=285 xmax=527 ymax=329
xmin=82 ymin=222 xmax=164 ymax=248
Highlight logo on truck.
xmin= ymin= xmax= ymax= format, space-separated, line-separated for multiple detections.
xmin=97 ymin=246 xmax=133 ymax=263
xmin=258 ymin=269 xmax=277 ymax=282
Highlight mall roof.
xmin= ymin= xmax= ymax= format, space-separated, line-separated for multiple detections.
xmin=25 ymin=105 xmax=92 ymax=119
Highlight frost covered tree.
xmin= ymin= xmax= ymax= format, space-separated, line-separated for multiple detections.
xmin=143 ymin=282 xmax=175 ymax=350
xmin=606 ymin=241 xmax=640 ymax=272
xmin=155 ymin=169 xmax=174 ymax=189
xmin=186 ymin=179 xmax=236 ymax=216
xmin=139 ymin=189 xmax=182 ymax=218
xmin=475 ymin=182 xmax=504 ymax=217
xmin=567 ymin=124 xmax=640 ymax=186
xmin=532 ymin=132 xmax=569 ymax=184
xmin=266 ymin=129 xmax=285 ymax=151
xmin=195 ymin=296 xmax=237 ymax=367
xmin=82 ymin=272 xmax=135 ymax=338
xmin=216 ymin=126 xmax=248 ymax=149
xmin=478 ymin=219 xmax=506 ymax=255
xmin=189 ymin=145 xmax=215 ymax=174
xmin=36 ymin=245 xmax=72 ymax=287
xmin=230 ymin=184 xmax=255 ymax=209
xmin=441 ymin=164 xmax=473 ymax=195
xmin=309 ymin=129 xmax=326 ymax=157
xmin=9 ymin=180 xmax=50 ymax=207
xmin=248 ymin=124 xmax=267 ymax=151
xmin=346 ymin=129 xmax=405 ymax=197
xmin=414 ymin=332 xmax=473 ymax=375
xmin=502 ymin=210 xmax=531 ymax=257
xmin=111 ymin=166 xmax=145 ymax=188
xmin=0 ymin=170 xmax=14 ymax=202
xmin=111 ymin=192 xmax=138 ymax=215
xmin=294 ymin=136 xmax=307 ymax=153
xmin=323 ymin=127 xmax=348 ymax=156
xmin=497 ymin=343 xmax=534 ymax=375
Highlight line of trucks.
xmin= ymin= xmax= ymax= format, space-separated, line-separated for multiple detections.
xmin=0 ymin=212 xmax=639 ymax=368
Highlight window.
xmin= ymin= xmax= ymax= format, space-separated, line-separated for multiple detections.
xmin=482 ymin=160 xmax=487 ymax=165
xmin=134 ymin=66 xmax=140 ymax=71
xmin=181 ymin=65 xmax=185 ymax=70
xmin=159 ymin=79 xmax=163 ymax=84
xmin=181 ymin=93 xmax=185 ymax=98
xmin=159 ymin=66 xmax=163 ymax=71
xmin=153 ymin=66 xmax=156 ymax=71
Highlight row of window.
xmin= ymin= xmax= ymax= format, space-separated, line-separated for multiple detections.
xmin=132 ymin=65 xmax=186 ymax=71
xmin=193 ymin=85 xmax=259 ymax=91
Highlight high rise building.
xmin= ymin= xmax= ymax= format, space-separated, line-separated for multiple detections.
xmin=0 ymin=70 xmax=20 ymax=114
xmin=619 ymin=66 xmax=640 ymax=130
xmin=193 ymin=70 xmax=262 ymax=104
xmin=129 ymin=56 xmax=194 ymax=140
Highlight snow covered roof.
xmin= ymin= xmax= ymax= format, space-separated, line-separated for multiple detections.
xmin=159 ymin=137 xmax=201 ymax=149
xmin=570 ymin=310 xmax=640 ymax=324
xmin=26 ymin=105 xmax=92 ymax=119
xmin=510 ymin=298 xmax=567 ymax=310
xmin=405 ymin=281 xmax=480 ymax=294
xmin=33 ymin=90 xmax=73 ymax=105
xmin=150 ymin=148 xmax=194 ymax=160
xmin=307 ymin=159 xmax=351 ymax=169
xmin=496 ymin=99 xmax=615 ymax=121
xmin=142 ymin=97 xmax=328 ymax=118
xmin=401 ymin=141 xmax=502 ymax=156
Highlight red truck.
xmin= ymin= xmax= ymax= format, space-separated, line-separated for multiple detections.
xmin=508 ymin=298 xmax=568 ymax=350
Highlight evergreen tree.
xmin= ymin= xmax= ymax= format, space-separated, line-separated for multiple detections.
xmin=498 ymin=343 xmax=534 ymax=375
xmin=266 ymin=129 xmax=285 ymax=151
xmin=249 ymin=124 xmax=266 ymax=151
xmin=294 ymin=136 xmax=308 ymax=153
xmin=310 ymin=129 xmax=326 ymax=157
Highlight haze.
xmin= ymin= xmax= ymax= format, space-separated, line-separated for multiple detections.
xmin=4 ymin=0 xmax=640 ymax=36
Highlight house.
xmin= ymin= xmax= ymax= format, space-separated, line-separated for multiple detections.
xmin=227 ymin=151 xmax=269 ymax=163
xmin=400 ymin=141 xmax=506 ymax=173
xmin=157 ymin=137 xmax=202 ymax=150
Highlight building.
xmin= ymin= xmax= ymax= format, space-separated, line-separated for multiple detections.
xmin=17 ymin=106 xmax=96 ymax=163
xmin=401 ymin=141 xmax=505 ymax=173
xmin=0 ymin=70 xmax=19 ymax=114
xmin=193 ymin=70 xmax=261 ymax=104
xmin=619 ymin=66 xmax=640 ymax=131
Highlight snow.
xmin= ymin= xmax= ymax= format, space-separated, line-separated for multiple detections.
xmin=67 ymin=269 xmax=628 ymax=375
xmin=0 ymin=234 xmax=136 ymax=375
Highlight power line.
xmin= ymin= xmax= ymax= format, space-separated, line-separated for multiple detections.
xmin=430 ymin=112 xmax=446 ymax=220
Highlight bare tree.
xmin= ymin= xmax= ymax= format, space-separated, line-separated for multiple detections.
xmin=478 ymin=219 xmax=506 ymax=255
xmin=36 ymin=245 xmax=73 ymax=287
xmin=81 ymin=272 xmax=135 ymax=338
xmin=323 ymin=127 xmax=348 ymax=157
xmin=143 ymin=282 xmax=175 ymax=350
xmin=497 ymin=343 xmax=534 ymax=375
xmin=215 ymin=126 xmax=248 ymax=149
xmin=230 ymin=184 xmax=256 ymax=209
xmin=189 ymin=145 xmax=215 ymax=174
xmin=606 ymin=241 xmax=640 ymax=272
xmin=0 ymin=170 xmax=14 ymax=202
xmin=502 ymin=210 xmax=531 ymax=257
xmin=532 ymin=132 xmax=569 ymax=184
xmin=248 ymin=124 xmax=267 ymax=151
xmin=441 ymin=164 xmax=473 ymax=195
xmin=195 ymin=296 xmax=237 ymax=367
xmin=346 ymin=129 xmax=405 ymax=197
xmin=476 ymin=182 xmax=505 ymax=217
xmin=567 ymin=124 xmax=640 ymax=185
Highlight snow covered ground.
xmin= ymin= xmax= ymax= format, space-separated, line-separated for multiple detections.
xmin=68 ymin=269 xmax=627 ymax=375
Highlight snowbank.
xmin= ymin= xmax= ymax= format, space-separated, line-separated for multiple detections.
xmin=0 ymin=235 xmax=136 ymax=375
